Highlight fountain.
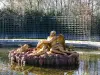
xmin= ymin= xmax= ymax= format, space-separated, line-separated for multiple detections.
xmin=8 ymin=31 xmax=79 ymax=68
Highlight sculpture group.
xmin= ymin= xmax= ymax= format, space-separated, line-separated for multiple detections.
xmin=9 ymin=31 xmax=79 ymax=68
xmin=15 ymin=31 xmax=67 ymax=55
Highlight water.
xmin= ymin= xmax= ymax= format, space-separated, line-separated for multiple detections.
xmin=0 ymin=48 xmax=100 ymax=75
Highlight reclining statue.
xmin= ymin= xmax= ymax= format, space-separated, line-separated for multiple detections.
xmin=29 ymin=31 xmax=56 ymax=56
xmin=14 ymin=44 xmax=32 ymax=53
xmin=29 ymin=31 xmax=67 ymax=56
xmin=14 ymin=44 xmax=29 ymax=53
xmin=47 ymin=34 xmax=67 ymax=55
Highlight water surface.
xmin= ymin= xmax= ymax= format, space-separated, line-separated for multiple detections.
xmin=0 ymin=48 xmax=100 ymax=75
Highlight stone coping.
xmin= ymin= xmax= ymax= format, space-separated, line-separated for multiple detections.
xmin=0 ymin=39 xmax=100 ymax=48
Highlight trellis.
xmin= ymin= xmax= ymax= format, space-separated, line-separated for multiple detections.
xmin=0 ymin=0 xmax=99 ymax=41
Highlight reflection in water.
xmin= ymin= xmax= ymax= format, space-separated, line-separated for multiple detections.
xmin=8 ymin=63 xmax=77 ymax=75
xmin=79 ymin=53 xmax=100 ymax=75
xmin=0 ymin=48 xmax=100 ymax=75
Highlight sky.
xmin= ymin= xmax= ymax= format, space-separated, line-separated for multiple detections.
xmin=0 ymin=1 xmax=4 ymax=9
xmin=0 ymin=0 xmax=9 ymax=9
